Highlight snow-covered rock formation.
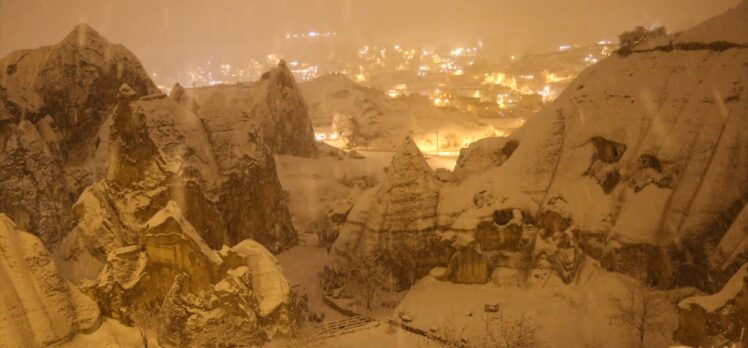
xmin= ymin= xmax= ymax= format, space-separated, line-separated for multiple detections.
xmin=56 ymin=81 xmax=297 ymax=284
xmin=0 ymin=24 xmax=301 ymax=255
xmin=0 ymin=214 xmax=100 ymax=347
xmin=439 ymin=0 xmax=748 ymax=291
xmin=674 ymin=263 xmax=748 ymax=346
xmin=174 ymin=60 xmax=316 ymax=157
xmin=300 ymin=74 xmax=497 ymax=150
xmin=89 ymin=202 xmax=296 ymax=347
xmin=43 ymin=77 xmax=299 ymax=346
xmin=0 ymin=23 xmax=158 ymax=247
xmin=331 ymin=137 xmax=452 ymax=285
xmin=91 ymin=83 xmax=298 ymax=255
xmin=332 ymin=3 xmax=747 ymax=342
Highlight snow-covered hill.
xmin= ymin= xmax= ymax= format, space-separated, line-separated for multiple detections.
xmin=177 ymin=60 xmax=317 ymax=158
xmin=329 ymin=2 xmax=748 ymax=346
xmin=300 ymin=74 xmax=498 ymax=151
xmin=440 ymin=1 xmax=748 ymax=289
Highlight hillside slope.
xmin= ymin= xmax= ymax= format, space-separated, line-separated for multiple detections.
xmin=300 ymin=74 xmax=497 ymax=151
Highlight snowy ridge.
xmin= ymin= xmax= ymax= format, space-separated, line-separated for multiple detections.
xmin=641 ymin=1 xmax=748 ymax=49
xmin=442 ymin=9 xmax=748 ymax=252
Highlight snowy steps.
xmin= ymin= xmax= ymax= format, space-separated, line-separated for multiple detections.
xmin=314 ymin=315 xmax=380 ymax=340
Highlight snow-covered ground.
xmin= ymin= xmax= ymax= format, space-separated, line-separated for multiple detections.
xmin=56 ymin=319 xmax=160 ymax=348
xmin=395 ymin=262 xmax=679 ymax=348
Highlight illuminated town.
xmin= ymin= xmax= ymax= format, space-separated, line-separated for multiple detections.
xmin=163 ymin=36 xmax=616 ymax=119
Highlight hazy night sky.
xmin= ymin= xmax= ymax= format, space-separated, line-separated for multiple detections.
xmin=0 ymin=0 xmax=741 ymax=77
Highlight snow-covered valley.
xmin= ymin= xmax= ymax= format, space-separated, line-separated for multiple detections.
xmin=1 ymin=1 xmax=747 ymax=347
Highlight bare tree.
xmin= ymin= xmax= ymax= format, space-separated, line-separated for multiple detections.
xmin=338 ymin=250 xmax=398 ymax=310
xmin=437 ymin=317 xmax=468 ymax=345
xmin=608 ymin=286 xmax=668 ymax=348
xmin=481 ymin=312 xmax=543 ymax=348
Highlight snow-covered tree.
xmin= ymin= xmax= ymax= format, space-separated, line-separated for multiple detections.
xmin=617 ymin=26 xmax=666 ymax=54
xmin=608 ymin=286 xmax=668 ymax=348
xmin=338 ymin=251 xmax=399 ymax=310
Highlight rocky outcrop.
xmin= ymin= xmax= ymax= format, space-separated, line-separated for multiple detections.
xmin=120 ymin=91 xmax=296 ymax=252
xmin=441 ymin=238 xmax=489 ymax=284
xmin=363 ymin=137 xmax=441 ymax=232
xmin=0 ymin=24 xmax=301 ymax=256
xmin=332 ymin=137 xmax=451 ymax=286
xmin=0 ymin=214 xmax=100 ymax=347
xmin=54 ymin=84 xmax=227 ymax=283
xmin=175 ymin=60 xmax=316 ymax=157
xmin=0 ymin=24 xmax=158 ymax=247
xmin=89 ymin=202 xmax=295 ymax=347
xmin=437 ymin=2 xmax=748 ymax=292
xmin=674 ymin=263 xmax=748 ymax=347
xmin=453 ymin=137 xmax=518 ymax=181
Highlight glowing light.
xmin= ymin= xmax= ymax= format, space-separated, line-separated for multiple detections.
xmin=545 ymin=72 xmax=572 ymax=83
xmin=453 ymin=69 xmax=464 ymax=76
xmin=433 ymin=95 xmax=450 ymax=107
xmin=220 ymin=64 xmax=231 ymax=74
xmin=267 ymin=54 xmax=280 ymax=65
xmin=583 ymin=54 xmax=599 ymax=64
xmin=496 ymin=93 xmax=508 ymax=109
xmin=559 ymin=45 xmax=572 ymax=51
xmin=538 ymin=86 xmax=554 ymax=102
xmin=308 ymin=31 xmax=319 ymax=37
xmin=387 ymin=89 xmax=398 ymax=98
xmin=354 ymin=73 xmax=366 ymax=82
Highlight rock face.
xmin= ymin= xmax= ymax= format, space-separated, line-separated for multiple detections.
xmin=49 ymin=80 xmax=299 ymax=346
xmin=332 ymin=137 xmax=451 ymax=286
xmin=125 ymin=91 xmax=296 ymax=252
xmin=0 ymin=24 xmax=301 ymax=255
xmin=0 ymin=23 xmax=159 ymax=247
xmin=55 ymin=81 xmax=295 ymax=285
xmin=175 ymin=60 xmax=316 ymax=157
xmin=441 ymin=240 xmax=489 ymax=284
xmin=0 ymin=214 xmax=100 ymax=347
xmin=90 ymin=202 xmax=295 ymax=347
xmin=53 ymin=84 xmax=220 ymax=283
